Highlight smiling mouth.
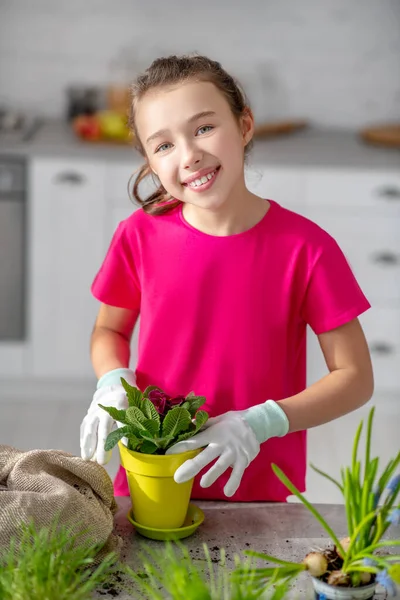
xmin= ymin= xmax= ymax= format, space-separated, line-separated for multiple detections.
xmin=183 ymin=167 xmax=221 ymax=189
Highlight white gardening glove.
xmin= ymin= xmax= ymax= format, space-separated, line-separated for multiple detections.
xmin=166 ymin=400 xmax=289 ymax=497
xmin=80 ymin=368 xmax=136 ymax=465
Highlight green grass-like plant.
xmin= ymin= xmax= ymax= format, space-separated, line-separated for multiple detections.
xmin=234 ymin=407 xmax=400 ymax=595
xmin=0 ymin=519 xmax=119 ymax=600
xmin=123 ymin=541 xmax=293 ymax=600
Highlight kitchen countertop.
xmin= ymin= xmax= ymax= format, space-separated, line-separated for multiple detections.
xmin=0 ymin=120 xmax=399 ymax=170
xmin=95 ymin=497 xmax=400 ymax=599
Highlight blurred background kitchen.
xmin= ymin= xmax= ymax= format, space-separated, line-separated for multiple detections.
xmin=0 ymin=0 xmax=399 ymax=503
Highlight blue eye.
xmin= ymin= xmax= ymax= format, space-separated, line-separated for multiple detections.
xmin=155 ymin=142 xmax=172 ymax=153
xmin=196 ymin=125 xmax=213 ymax=135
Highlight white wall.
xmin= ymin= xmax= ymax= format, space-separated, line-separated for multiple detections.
xmin=0 ymin=0 xmax=399 ymax=128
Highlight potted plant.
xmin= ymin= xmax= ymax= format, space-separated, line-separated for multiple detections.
xmin=233 ymin=406 xmax=400 ymax=599
xmin=100 ymin=379 xmax=209 ymax=531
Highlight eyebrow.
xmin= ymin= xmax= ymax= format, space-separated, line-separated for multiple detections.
xmin=146 ymin=111 xmax=217 ymax=144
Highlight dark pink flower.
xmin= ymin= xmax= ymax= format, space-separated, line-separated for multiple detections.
xmin=148 ymin=390 xmax=170 ymax=415
xmin=148 ymin=390 xmax=186 ymax=417
xmin=167 ymin=395 xmax=186 ymax=407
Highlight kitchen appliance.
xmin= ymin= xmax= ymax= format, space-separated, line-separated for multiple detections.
xmin=0 ymin=156 xmax=27 ymax=340
xmin=0 ymin=106 xmax=42 ymax=143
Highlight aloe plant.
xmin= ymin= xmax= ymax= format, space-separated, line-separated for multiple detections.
xmin=100 ymin=378 xmax=209 ymax=454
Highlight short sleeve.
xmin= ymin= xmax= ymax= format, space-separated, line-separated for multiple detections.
xmin=91 ymin=222 xmax=141 ymax=310
xmin=301 ymin=235 xmax=370 ymax=335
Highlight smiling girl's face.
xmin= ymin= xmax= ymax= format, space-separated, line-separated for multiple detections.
xmin=135 ymin=80 xmax=254 ymax=214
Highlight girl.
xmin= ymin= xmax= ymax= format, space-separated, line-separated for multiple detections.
xmin=80 ymin=54 xmax=373 ymax=502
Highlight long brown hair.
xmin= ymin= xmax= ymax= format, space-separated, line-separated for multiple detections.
xmin=128 ymin=54 xmax=252 ymax=215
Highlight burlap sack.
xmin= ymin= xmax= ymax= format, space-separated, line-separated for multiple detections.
xmin=0 ymin=445 xmax=122 ymax=562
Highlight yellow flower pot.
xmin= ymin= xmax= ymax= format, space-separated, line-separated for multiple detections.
xmin=118 ymin=442 xmax=200 ymax=529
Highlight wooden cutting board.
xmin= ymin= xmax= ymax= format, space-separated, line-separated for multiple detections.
xmin=253 ymin=120 xmax=308 ymax=138
xmin=360 ymin=124 xmax=400 ymax=148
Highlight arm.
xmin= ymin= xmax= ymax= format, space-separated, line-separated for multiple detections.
xmin=278 ymin=318 xmax=374 ymax=432
xmin=80 ymin=303 xmax=139 ymax=463
xmin=90 ymin=303 xmax=139 ymax=378
xmin=167 ymin=318 xmax=374 ymax=497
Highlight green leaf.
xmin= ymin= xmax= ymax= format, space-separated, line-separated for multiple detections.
xmin=126 ymin=406 xmax=147 ymax=425
xmin=194 ymin=410 xmax=208 ymax=432
xmin=342 ymin=511 xmax=378 ymax=569
xmin=344 ymin=468 xmax=355 ymax=537
xmin=174 ymin=429 xmax=196 ymax=444
xmin=173 ymin=392 xmax=206 ymax=416
xmin=309 ymin=462 xmax=344 ymax=493
xmin=161 ymin=407 xmax=192 ymax=438
xmin=104 ymin=427 xmax=131 ymax=451
xmin=140 ymin=440 xmax=159 ymax=454
xmin=352 ymin=420 xmax=363 ymax=479
xmin=365 ymin=406 xmax=375 ymax=479
xmin=142 ymin=435 xmax=174 ymax=450
xmin=127 ymin=437 xmax=141 ymax=452
xmin=184 ymin=396 xmax=206 ymax=416
xmin=360 ymin=457 xmax=379 ymax=541
xmin=376 ymin=452 xmax=400 ymax=502
xmin=98 ymin=404 xmax=129 ymax=425
xmin=142 ymin=419 xmax=160 ymax=437
xmin=271 ymin=463 xmax=345 ymax=557
xmin=121 ymin=378 xmax=143 ymax=409
xmin=141 ymin=398 xmax=160 ymax=423
xmin=169 ymin=410 xmax=208 ymax=446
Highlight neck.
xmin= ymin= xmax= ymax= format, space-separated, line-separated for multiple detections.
xmin=182 ymin=181 xmax=270 ymax=237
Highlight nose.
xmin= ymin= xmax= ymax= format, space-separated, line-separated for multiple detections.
xmin=181 ymin=140 xmax=202 ymax=170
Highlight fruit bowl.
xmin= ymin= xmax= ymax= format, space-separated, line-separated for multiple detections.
xmin=72 ymin=110 xmax=135 ymax=145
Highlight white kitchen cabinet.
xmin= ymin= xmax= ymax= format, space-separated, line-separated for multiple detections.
xmin=28 ymin=157 xmax=107 ymax=378
xmin=306 ymin=171 xmax=400 ymax=394
xmin=302 ymin=169 xmax=400 ymax=503
xmin=108 ymin=206 xmax=138 ymax=240
xmin=105 ymin=162 xmax=138 ymax=207
xmin=105 ymin=161 xmax=155 ymax=209
xmin=305 ymin=169 xmax=400 ymax=215
xmin=294 ymin=395 xmax=399 ymax=504
xmin=305 ymin=212 xmax=400 ymax=304
xmin=359 ymin=307 xmax=400 ymax=393
xmin=245 ymin=166 xmax=307 ymax=214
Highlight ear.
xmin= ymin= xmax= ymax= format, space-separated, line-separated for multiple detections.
xmin=241 ymin=107 xmax=254 ymax=146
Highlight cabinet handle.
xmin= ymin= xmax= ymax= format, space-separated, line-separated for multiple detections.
xmin=369 ymin=342 xmax=394 ymax=355
xmin=371 ymin=251 xmax=400 ymax=265
xmin=375 ymin=186 xmax=400 ymax=200
xmin=53 ymin=172 xmax=86 ymax=185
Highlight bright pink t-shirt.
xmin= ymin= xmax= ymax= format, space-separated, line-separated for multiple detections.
xmin=91 ymin=200 xmax=370 ymax=501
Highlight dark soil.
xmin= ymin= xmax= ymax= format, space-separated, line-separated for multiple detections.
xmin=318 ymin=546 xmax=376 ymax=588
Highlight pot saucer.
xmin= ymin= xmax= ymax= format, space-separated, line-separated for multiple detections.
xmin=127 ymin=503 xmax=205 ymax=541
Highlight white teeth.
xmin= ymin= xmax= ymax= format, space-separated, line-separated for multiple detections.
xmin=187 ymin=170 xmax=217 ymax=188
